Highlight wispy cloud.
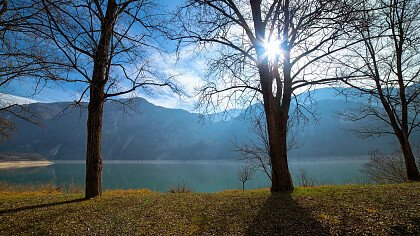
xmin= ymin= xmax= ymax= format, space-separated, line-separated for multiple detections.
xmin=129 ymin=45 xmax=208 ymax=111
xmin=1 ymin=45 xmax=209 ymax=112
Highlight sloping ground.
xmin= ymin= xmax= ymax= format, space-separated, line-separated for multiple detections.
xmin=0 ymin=183 xmax=419 ymax=235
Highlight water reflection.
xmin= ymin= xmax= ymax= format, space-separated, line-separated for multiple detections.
xmin=0 ymin=158 xmax=368 ymax=192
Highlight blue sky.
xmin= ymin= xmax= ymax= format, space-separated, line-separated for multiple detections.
xmin=2 ymin=0 xmax=206 ymax=110
xmin=1 ymin=0 xmax=335 ymax=112
xmin=3 ymin=44 xmax=207 ymax=111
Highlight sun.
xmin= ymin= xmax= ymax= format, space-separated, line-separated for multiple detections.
xmin=264 ymin=39 xmax=282 ymax=61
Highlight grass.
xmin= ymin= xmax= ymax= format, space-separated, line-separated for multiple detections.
xmin=0 ymin=181 xmax=83 ymax=194
xmin=0 ymin=183 xmax=419 ymax=235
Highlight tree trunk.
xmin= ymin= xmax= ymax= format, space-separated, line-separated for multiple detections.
xmin=257 ymin=56 xmax=294 ymax=192
xmin=84 ymin=0 xmax=116 ymax=198
xmin=85 ymin=89 xmax=104 ymax=198
xmin=250 ymin=0 xmax=294 ymax=192
xmin=264 ymin=99 xmax=294 ymax=192
xmin=242 ymin=182 xmax=245 ymax=190
xmin=398 ymin=135 xmax=420 ymax=181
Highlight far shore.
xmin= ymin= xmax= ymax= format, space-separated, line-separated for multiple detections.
xmin=0 ymin=161 xmax=54 ymax=169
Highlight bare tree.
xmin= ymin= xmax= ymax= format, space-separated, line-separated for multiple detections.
xmin=237 ymin=165 xmax=256 ymax=190
xmin=336 ymin=0 xmax=420 ymax=181
xmin=0 ymin=1 xmax=47 ymax=141
xmin=296 ymin=168 xmax=316 ymax=187
xmin=1 ymin=1 xmax=56 ymax=86
xmin=234 ymin=115 xmax=272 ymax=181
xmin=0 ymin=115 xmax=14 ymax=141
xmin=233 ymin=105 xmax=299 ymax=181
xmin=173 ymin=0 xmax=354 ymax=191
xmin=0 ymin=102 xmax=39 ymax=141
xmin=361 ymin=149 xmax=413 ymax=184
xmin=18 ymin=0 xmax=178 ymax=198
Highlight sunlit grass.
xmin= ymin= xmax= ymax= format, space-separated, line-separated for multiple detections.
xmin=0 ymin=183 xmax=419 ymax=235
xmin=0 ymin=181 xmax=83 ymax=195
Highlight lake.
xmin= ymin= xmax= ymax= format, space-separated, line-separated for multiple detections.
xmin=0 ymin=157 xmax=369 ymax=192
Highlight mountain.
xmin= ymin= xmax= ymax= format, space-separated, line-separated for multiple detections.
xmin=0 ymin=88 xmax=415 ymax=160
xmin=0 ymin=98 xmax=242 ymax=160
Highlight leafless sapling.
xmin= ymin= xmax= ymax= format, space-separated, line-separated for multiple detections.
xmin=237 ymin=165 xmax=256 ymax=190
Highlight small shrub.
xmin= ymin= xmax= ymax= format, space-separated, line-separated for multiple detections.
xmin=296 ymin=168 xmax=317 ymax=187
xmin=65 ymin=179 xmax=84 ymax=194
xmin=167 ymin=180 xmax=193 ymax=193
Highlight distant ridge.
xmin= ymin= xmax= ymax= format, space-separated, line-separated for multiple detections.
xmin=0 ymin=88 xmax=415 ymax=160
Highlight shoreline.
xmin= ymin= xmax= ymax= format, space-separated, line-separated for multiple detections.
xmin=0 ymin=161 xmax=54 ymax=169
xmin=51 ymin=156 xmax=370 ymax=165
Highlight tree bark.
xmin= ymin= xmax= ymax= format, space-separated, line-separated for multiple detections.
xmin=251 ymin=0 xmax=294 ymax=192
xmin=264 ymin=103 xmax=294 ymax=191
xmin=398 ymin=134 xmax=420 ymax=181
xmin=84 ymin=0 xmax=117 ymax=198
xmin=260 ymin=68 xmax=294 ymax=192
xmin=85 ymin=90 xmax=104 ymax=198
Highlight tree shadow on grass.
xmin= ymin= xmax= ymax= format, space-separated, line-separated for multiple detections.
xmin=390 ymin=217 xmax=420 ymax=235
xmin=0 ymin=198 xmax=86 ymax=215
xmin=245 ymin=193 xmax=328 ymax=236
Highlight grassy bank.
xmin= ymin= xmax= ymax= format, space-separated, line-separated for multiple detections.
xmin=0 ymin=183 xmax=419 ymax=235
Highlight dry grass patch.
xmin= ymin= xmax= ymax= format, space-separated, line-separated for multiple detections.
xmin=0 ymin=183 xmax=419 ymax=235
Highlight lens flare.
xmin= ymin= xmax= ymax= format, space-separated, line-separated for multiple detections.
xmin=264 ymin=39 xmax=282 ymax=60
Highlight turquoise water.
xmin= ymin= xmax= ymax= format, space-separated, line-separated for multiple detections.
xmin=0 ymin=158 xmax=369 ymax=192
